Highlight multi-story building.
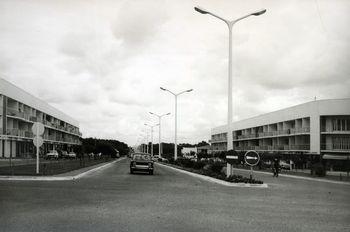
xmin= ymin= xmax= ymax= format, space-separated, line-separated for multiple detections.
xmin=0 ymin=78 xmax=82 ymax=158
xmin=210 ymin=99 xmax=350 ymax=168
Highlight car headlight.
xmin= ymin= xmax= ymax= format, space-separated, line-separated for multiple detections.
xmin=148 ymin=162 xmax=153 ymax=168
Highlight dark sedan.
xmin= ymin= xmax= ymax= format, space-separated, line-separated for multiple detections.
xmin=130 ymin=153 xmax=154 ymax=175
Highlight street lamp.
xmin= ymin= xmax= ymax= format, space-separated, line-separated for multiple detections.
xmin=194 ymin=6 xmax=266 ymax=176
xmin=144 ymin=123 xmax=159 ymax=156
xmin=149 ymin=112 xmax=171 ymax=158
xmin=160 ymin=87 xmax=193 ymax=160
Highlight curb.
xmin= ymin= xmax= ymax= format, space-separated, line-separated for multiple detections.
xmin=231 ymin=168 xmax=350 ymax=186
xmin=0 ymin=157 xmax=125 ymax=181
xmin=156 ymin=163 xmax=268 ymax=188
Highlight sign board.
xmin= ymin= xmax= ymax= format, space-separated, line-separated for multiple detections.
xmin=32 ymin=122 xmax=45 ymax=136
xmin=33 ymin=136 xmax=44 ymax=147
xmin=226 ymin=150 xmax=239 ymax=165
xmin=244 ymin=150 xmax=260 ymax=166
xmin=32 ymin=122 xmax=44 ymax=174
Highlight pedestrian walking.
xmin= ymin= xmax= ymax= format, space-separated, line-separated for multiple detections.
xmin=273 ymin=158 xmax=280 ymax=177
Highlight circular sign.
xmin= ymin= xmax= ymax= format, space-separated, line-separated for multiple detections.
xmin=244 ymin=150 xmax=260 ymax=166
xmin=33 ymin=136 xmax=44 ymax=147
xmin=226 ymin=150 xmax=239 ymax=165
xmin=32 ymin=122 xmax=45 ymax=135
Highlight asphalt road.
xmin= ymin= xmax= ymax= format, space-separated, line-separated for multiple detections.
xmin=1 ymin=158 xmax=349 ymax=232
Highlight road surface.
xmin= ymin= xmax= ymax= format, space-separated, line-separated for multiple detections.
xmin=1 ymin=158 xmax=349 ymax=232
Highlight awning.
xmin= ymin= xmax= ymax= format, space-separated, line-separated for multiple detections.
xmin=323 ymin=154 xmax=350 ymax=160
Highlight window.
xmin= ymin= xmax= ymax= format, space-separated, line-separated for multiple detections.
xmin=332 ymin=118 xmax=350 ymax=131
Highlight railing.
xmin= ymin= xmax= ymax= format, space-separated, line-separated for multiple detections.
xmin=289 ymin=144 xmax=310 ymax=150
xmin=321 ymin=127 xmax=350 ymax=133
xmin=6 ymin=128 xmax=33 ymax=138
xmin=42 ymin=134 xmax=80 ymax=144
xmin=232 ymin=144 xmax=310 ymax=151
xmin=290 ymin=127 xmax=310 ymax=134
xmin=241 ymin=128 xmax=311 ymax=138
xmin=4 ymin=128 xmax=79 ymax=144
xmin=7 ymin=108 xmax=81 ymax=136
xmin=321 ymin=143 xmax=350 ymax=150
xmin=211 ymin=137 xmax=227 ymax=143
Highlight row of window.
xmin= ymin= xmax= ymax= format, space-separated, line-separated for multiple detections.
xmin=332 ymin=119 xmax=350 ymax=131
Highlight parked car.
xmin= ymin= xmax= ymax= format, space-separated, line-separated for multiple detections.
xmin=61 ymin=151 xmax=68 ymax=159
xmin=158 ymin=157 xmax=169 ymax=163
xmin=130 ymin=153 xmax=154 ymax=175
xmin=45 ymin=150 xmax=59 ymax=160
xmin=67 ymin=152 xmax=76 ymax=159
xmin=280 ymin=161 xmax=291 ymax=170
xmin=152 ymin=155 xmax=160 ymax=161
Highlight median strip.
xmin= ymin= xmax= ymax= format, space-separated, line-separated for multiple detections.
xmin=0 ymin=157 xmax=125 ymax=181
xmin=156 ymin=162 xmax=268 ymax=188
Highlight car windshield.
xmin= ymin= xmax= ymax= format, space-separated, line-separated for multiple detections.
xmin=133 ymin=154 xmax=151 ymax=160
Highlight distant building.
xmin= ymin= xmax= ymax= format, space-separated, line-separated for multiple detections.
xmin=182 ymin=147 xmax=197 ymax=159
xmin=197 ymin=145 xmax=212 ymax=155
xmin=0 ymin=78 xmax=82 ymax=158
xmin=210 ymin=99 xmax=350 ymax=169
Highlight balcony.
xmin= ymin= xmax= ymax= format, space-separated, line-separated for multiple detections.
xmin=290 ymin=127 xmax=310 ymax=134
xmin=5 ymin=128 xmax=33 ymax=138
xmin=289 ymin=144 xmax=310 ymax=150
xmin=6 ymin=108 xmax=81 ymax=137
xmin=321 ymin=143 xmax=350 ymax=151
xmin=232 ymin=144 xmax=310 ymax=151
xmin=321 ymin=127 xmax=350 ymax=134
xmin=211 ymin=137 xmax=227 ymax=143
xmin=7 ymin=108 xmax=32 ymax=121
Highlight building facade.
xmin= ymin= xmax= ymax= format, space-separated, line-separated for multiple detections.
xmin=210 ymin=99 xmax=350 ymax=168
xmin=0 ymin=78 xmax=82 ymax=158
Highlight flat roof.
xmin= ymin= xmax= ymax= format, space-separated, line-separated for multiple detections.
xmin=212 ymin=98 xmax=350 ymax=134
xmin=0 ymin=78 xmax=79 ymax=127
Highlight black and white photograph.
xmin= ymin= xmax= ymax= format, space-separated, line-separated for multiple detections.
xmin=0 ymin=0 xmax=349 ymax=231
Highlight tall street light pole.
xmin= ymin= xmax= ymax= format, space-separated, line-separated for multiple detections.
xmin=160 ymin=87 xmax=193 ymax=160
xmin=149 ymin=112 xmax=171 ymax=158
xmin=145 ymin=123 xmax=159 ymax=156
xmin=194 ymin=6 xmax=266 ymax=176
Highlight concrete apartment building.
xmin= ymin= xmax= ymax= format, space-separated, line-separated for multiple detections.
xmin=0 ymin=78 xmax=82 ymax=158
xmin=210 ymin=99 xmax=350 ymax=168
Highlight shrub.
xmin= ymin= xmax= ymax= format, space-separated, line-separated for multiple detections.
xmin=210 ymin=162 xmax=225 ymax=174
xmin=226 ymin=175 xmax=263 ymax=184
xmin=193 ymin=161 xmax=206 ymax=170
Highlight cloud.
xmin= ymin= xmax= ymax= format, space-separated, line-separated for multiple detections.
xmin=111 ymin=0 xmax=168 ymax=48
xmin=0 ymin=0 xmax=349 ymax=146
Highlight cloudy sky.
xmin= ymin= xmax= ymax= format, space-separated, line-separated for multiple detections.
xmin=1 ymin=0 xmax=349 ymax=146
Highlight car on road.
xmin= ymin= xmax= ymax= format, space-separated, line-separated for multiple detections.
xmin=45 ymin=150 xmax=59 ymax=160
xmin=130 ymin=153 xmax=154 ymax=175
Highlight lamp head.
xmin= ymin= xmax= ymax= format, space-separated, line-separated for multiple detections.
xmin=251 ymin=9 xmax=266 ymax=16
xmin=194 ymin=6 xmax=209 ymax=14
xmin=186 ymin=89 xmax=193 ymax=92
xmin=160 ymin=87 xmax=166 ymax=91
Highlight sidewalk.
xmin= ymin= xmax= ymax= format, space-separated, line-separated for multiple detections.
xmin=231 ymin=167 xmax=350 ymax=185
xmin=0 ymin=157 xmax=125 ymax=181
